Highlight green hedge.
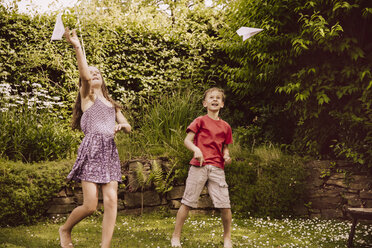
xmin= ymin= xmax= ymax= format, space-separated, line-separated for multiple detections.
xmin=0 ymin=159 xmax=73 ymax=226
xmin=226 ymin=147 xmax=307 ymax=218
xmin=0 ymin=107 xmax=81 ymax=163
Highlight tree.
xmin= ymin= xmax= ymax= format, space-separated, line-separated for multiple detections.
xmin=221 ymin=0 xmax=372 ymax=165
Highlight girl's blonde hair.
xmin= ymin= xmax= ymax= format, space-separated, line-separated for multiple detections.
xmin=71 ymin=68 xmax=121 ymax=130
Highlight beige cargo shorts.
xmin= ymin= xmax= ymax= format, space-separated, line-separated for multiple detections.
xmin=181 ymin=164 xmax=231 ymax=209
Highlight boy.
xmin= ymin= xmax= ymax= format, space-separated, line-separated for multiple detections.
xmin=171 ymin=87 xmax=233 ymax=248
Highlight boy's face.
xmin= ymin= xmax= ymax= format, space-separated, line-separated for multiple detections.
xmin=203 ymin=90 xmax=224 ymax=112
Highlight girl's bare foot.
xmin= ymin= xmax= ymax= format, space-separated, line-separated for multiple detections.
xmin=171 ymin=236 xmax=182 ymax=247
xmin=59 ymin=226 xmax=73 ymax=248
xmin=224 ymin=238 xmax=232 ymax=248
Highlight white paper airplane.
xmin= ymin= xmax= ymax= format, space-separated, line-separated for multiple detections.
xmin=51 ymin=13 xmax=65 ymax=41
xmin=236 ymin=27 xmax=263 ymax=41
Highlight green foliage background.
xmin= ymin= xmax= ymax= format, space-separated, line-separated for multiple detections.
xmin=0 ymin=0 xmax=371 ymax=225
xmin=220 ymin=0 xmax=372 ymax=165
xmin=1 ymin=1 xmax=370 ymax=164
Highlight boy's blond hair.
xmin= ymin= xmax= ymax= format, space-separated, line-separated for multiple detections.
xmin=203 ymin=87 xmax=226 ymax=102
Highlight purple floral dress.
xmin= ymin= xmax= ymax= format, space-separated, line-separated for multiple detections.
xmin=67 ymin=98 xmax=122 ymax=184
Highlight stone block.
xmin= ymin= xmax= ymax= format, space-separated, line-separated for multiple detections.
xmin=329 ymin=173 xmax=345 ymax=180
xmin=310 ymin=196 xmax=342 ymax=209
xmin=306 ymin=160 xmax=332 ymax=170
xmin=51 ymin=197 xmax=75 ymax=205
xmin=73 ymin=185 xmax=82 ymax=194
xmin=171 ymin=200 xmax=182 ymax=209
xmin=118 ymin=188 xmax=126 ymax=199
xmin=128 ymin=161 xmax=140 ymax=171
xmin=309 ymin=213 xmax=322 ymax=219
xmin=197 ymin=195 xmax=213 ymax=209
xmin=349 ymin=176 xmax=371 ymax=191
xmin=293 ymin=203 xmax=308 ymax=216
xmin=161 ymin=197 xmax=168 ymax=205
xmin=167 ymin=186 xmax=185 ymax=200
xmin=118 ymin=200 xmax=125 ymax=211
xmin=343 ymin=193 xmax=362 ymax=207
xmin=364 ymin=200 xmax=372 ymax=208
xmin=57 ymin=189 xmax=67 ymax=197
xmin=306 ymin=191 xmax=324 ymax=198
xmin=308 ymin=177 xmax=324 ymax=188
xmin=123 ymin=192 xmax=141 ymax=208
xmin=307 ymin=188 xmax=342 ymax=198
xmin=326 ymin=175 xmax=347 ymax=188
xmin=127 ymin=172 xmax=139 ymax=191
xmin=323 ymin=196 xmax=344 ymax=208
xmin=75 ymin=192 xmax=84 ymax=205
xmin=321 ymin=208 xmax=343 ymax=219
xmin=65 ymin=187 xmax=75 ymax=196
xmin=360 ymin=190 xmax=372 ymax=199
xmin=308 ymin=197 xmax=322 ymax=210
xmin=306 ymin=167 xmax=324 ymax=187
xmin=98 ymin=188 xmax=103 ymax=201
xmin=124 ymin=191 xmax=161 ymax=208
xmin=201 ymin=187 xmax=209 ymax=195
xmin=323 ymin=186 xmax=344 ymax=196
xmin=47 ymin=204 xmax=76 ymax=214
xmin=346 ymin=188 xmax=359 ymax=194
xmin=309 ymin=208 xmax=321 ymax=214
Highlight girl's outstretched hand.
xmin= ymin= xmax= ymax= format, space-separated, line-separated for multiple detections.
xmin=114 ymin=123 xmax=131 ymax=134
xmin=64 ymin=27 xmax=80 ymax=48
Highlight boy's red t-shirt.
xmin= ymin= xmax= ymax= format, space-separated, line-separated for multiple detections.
xmin=186 ymin=115 xmax=233 ymax=169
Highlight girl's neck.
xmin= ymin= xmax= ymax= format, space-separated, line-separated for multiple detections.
xmin=92 ymin=88 xmax=104 ymax=98
xmin=207 ymin=110 xmax=220 ymax=120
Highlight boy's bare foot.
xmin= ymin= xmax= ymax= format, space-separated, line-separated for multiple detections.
xmin=59 ymin=226 xmax=74 ymax=248
xmin=224 ymin=238 xmax=232 ymax=248
xmin=171 ymin=236 xmax=182 ymax=247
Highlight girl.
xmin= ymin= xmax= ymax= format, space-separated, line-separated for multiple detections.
xmin=59 ymin=27 xmax=131 ymax=248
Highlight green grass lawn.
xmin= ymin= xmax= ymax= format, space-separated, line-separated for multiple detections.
xmin=0 ymin=212 xmax=371 ymax=247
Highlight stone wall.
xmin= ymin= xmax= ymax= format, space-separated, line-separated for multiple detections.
xmin=47 ymin=159 xmax=372 ymax=219
xmin=47 ymin=159 xmax=215 ymax=217
xmin=295 ymin=160 xmax=372 ymax=219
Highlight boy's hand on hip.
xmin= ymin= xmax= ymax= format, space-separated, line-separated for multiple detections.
xmin=224 ymin=155 xmax=232 ymax=165
xmin=194 ymin=149 xmax=204 ymax=166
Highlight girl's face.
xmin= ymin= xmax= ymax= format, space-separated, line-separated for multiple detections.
xmin=89 ymin=66 xmax=103 ymax=88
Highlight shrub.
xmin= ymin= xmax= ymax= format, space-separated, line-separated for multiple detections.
xmin=0 ymin=106 xmax=81 ymax=162
xmin=116 ymin=90 xmax=204 ymax=179
xmin=226 ymin=144 xmax=307 ymax=218
xmin=0 ymin=159 xmax=73 ymax=226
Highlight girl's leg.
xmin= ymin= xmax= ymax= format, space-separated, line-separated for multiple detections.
xmin=220 ymin=208 xmax=232 ymax=248
xmin=101 ymin=181 xmax=118 ymax=248
xmin=59 ymin=181 xmax=99 ymax=247
xmin=171 ymin=204 xmax=190 ymax=247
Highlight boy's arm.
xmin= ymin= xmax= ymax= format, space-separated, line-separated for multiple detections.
xmin=223 ymin=144 xmax=232 ymax=165
xmin=184 ymin=131 xmax=204 ymax=166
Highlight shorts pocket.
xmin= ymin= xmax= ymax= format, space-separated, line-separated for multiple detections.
xmin=218 ymin=182 xmax=229 ymax=199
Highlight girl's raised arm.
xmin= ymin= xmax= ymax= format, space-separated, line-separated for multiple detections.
xmin=64 ymin=27 xmax=91 ymax=98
